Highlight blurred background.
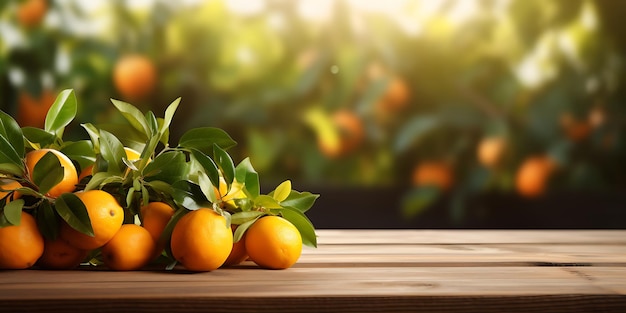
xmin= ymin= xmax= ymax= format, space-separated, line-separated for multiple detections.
xmin=1 ymin=0 xmax=625 ymax=228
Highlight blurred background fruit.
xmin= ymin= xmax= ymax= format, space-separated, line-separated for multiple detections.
xmin=2 ymin=0 xmax=626 ymax=227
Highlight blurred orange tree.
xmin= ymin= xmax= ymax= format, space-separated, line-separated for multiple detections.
xmin=1 ymin=0 xmax=625 ymax=221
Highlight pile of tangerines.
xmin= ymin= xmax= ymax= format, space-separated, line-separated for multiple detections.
xmin=0 ymin=89 xmax=318 ymax=271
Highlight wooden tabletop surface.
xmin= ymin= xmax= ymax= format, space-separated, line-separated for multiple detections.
xmin=2 ymin=229 xmax=625 ymax=312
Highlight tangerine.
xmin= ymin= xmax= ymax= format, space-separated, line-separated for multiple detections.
xmin=477 ymin=137 xmax=507 ymax=168
xmin=17 ymin=0 xmax=47 ymax=28
xmin=0 ymin=212 xmax=44 ymax=269
xmin=37 ymin=237 xmax=89 ymax=270
xmin=140 ymin=201 xmax=175 ymax=245
xmin=113 ymin=54 xmax=157 ymax=101
xmin=412 ymin=161 xmax=454 ymax=190
xmin=0 ymin=179 xmax=22 ymax=201
xmin=245 ymin=216 xmax=302 ymax=270
xmin=170 ymin=208 xmax=232 ymax=271
xmin=222 ymin=225 xmax=248 ymax=267
xmin=59 ymin=190 xmax=124 ymax=250
xmin=319 ymin=110 xmax=365 ymax=158
xmin=25 ymin=149 xmax=78 ymax=198
xmin=101 ymin=224 xmax=156 ymax=271
xmin=515 ymin=156 xmax=556 ymax=198
xmin=17 ymin=89 xmax=56 ymax=129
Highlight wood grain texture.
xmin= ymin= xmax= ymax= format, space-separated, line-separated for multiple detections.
xmin=1 ymin=230 xmax=625 ymax=313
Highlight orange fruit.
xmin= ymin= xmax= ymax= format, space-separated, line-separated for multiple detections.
xmin=376 ymin=76 xmax=410 ymax=113
xmin=515 ymin=156 xmax=556 ymax=198
xmin=59 ymin=190 xmax=124 ymax=250
xmin=17 ymin=0 xmax=47 ymax=28
xmin=170 ymin=208 xmax=232 ymax=271
xmin=412 ymin=161 xmax=454 ymax=190
xmin=222 ymin=225 xmax=248 ymax=267
xmin=477 ymin=137 xmax=507 ymax=168
xmin=101 ymin=224 xmax=156 ymax=271
xmin=140 ymin=202 xmax=175 ymax=244
xmin=113 ymin=54 xmax=157 ymax=101
xmin=78 ymin=147 xmax=142 ymax=181
xmin=0 ymin=179 xmax=22 ymax=201
xmin=25 ymin=149 xmax=79 ymax=198
xmin=245 ymin=216 xmax=302 ymax=270
xmin=319 ymin=110 xmax=365 ymax=158
xmin=37 ymin=237 xmax=89 ymax=270
xmin=17 ymin=89 xmax=56 ymax=128
xmin=560 ymin=112 xmax=591 ymax=142
xmin=0 ymin=212 xmax=44 ymax=269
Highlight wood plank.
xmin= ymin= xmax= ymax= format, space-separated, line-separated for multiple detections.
xmin=316 ymin=230 xmax=626 ymax=245
xmin=1 ymin=267 xmax=625 ymax=312
xmin=0 ymin=230 xmax=625 ymax=313
xmin=0 ymin=267 xmax=611 ymax=297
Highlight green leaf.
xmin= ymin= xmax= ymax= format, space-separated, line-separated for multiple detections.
xmin=99 ymin=129 xmax=126 ymax=174
xmin=231 ymin=210 xmax=264 ymax=225
xmin=197 ymin=171 xmax=217 ymax=203
xmin=161 ymin=98 xmax=180 ymax=135
xmin=32 ymin=151 xmax=64 ymax=196
xmin=84 ymin=171 xmax=111 ymax=191
xmin=80 ymin=123 xmax=101 ymax=151
xmin=0 ymin=164 xmax=23 ymax=177
xmin=143 ymin=151 xmax=190 ymax=184
xmin=394 ymin=115 xmax=440 ymax=153
xmin=0 ymin=134 xmax=24 ymax=175
xmin=36 ymin=200 xmax=59 ymax=240
xmin=281 ymin=190 xmax=320 ymax=213
xmin=213 ymin=144 xmax=235 ymax=187
xmin=190 ymin=149 xmax=220 ymax=189
xmin=3 ymin=199 xmax=24 ymax=226
xmin=60 ymin=140 xmax=96 ymax=172
xmin=55 ymin=193 xmax=94 ymax=237
xmin=254 ymin=195 xmax=282 ymax=209
xmin=233 ymin=216 xmax=262 ymax=243
xmin=171 ymin=180 xmax=210 ymax=210
xmin=45 ymin=89 xmax=77 ymax=138
xmin=401 ymin=186 xmax=440 ymax=219
xmin=97 ymin=123 xmax=147 ymax=152
xmin=235 ymin=157 xmax=259 ymax=199
xmin=111 ymin=99 xmax=152 ymax=137
xmin=178 ymin=127 xmax=237 ymax=153
xmin=272 ymin=180 xmax=291 ymax=203
xmin=147 ymin=180 xmax=174 ymax=196
xmin=279 ymin=207 xmax=317 ymax=248
xmin=146 ymin=111 xmax=159 ymax=137
xmin=0 ymin=110 xmax=24 ymax=158
xmin=22 ymin=127 xmax=56 ymax=147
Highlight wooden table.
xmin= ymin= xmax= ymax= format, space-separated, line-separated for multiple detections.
xmin=2 ymin=230 xmax=626 ymax=312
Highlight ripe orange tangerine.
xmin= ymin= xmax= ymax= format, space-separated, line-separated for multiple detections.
xmin=37 ymin=237 xmax=89 ymax=270
xmin=17 ymin=89 xmax=56 ymax=129
xmin=412 ymin=161 xmax=454 ymax=191
xmin=0 ymin=212 xmax=44 ymax=269
xmin=113 ymin=54 xmax=157 ymax=101
xmin=245 ymin=216 xmax=302 ymax=270
xmin=477 ymin=137 xmax=507 ymax=168
xmin=222 ymin=225 xmax=248 ymax=267
xmin=101 ymin=224 xmax=156 ymax=271
xmin=515 ymin=156 xmax=556 ymax=198
xmin=17 ymin=0 xmax=47 ymax=28
xmin=25 ymin=149 xmax=78 ymax=198
xmin=170 ymin=208 xmax=233 ymax=271
xmin=59 ymin=190 xmax=124 ymax=250
xmin=319 ymin=110 xmax=365 ymax=158
xmin=0 ymin=179 xmax=22 ymax=200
